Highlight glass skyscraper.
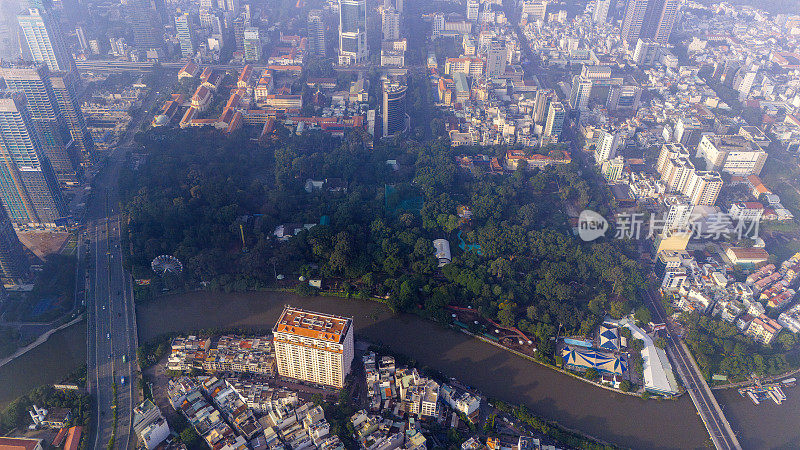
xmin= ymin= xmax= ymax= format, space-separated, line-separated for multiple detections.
xmin=1 ymin=64 xmax=79 ymax=187
xmin=338 ymin=0 xmax=367 ymax=65
xmin=17 ymin=8 xmax=76 ymax=74
xmin=0 ymin=93 xmax=67 ymax=227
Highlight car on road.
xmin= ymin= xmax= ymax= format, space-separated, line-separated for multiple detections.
xmin=107 ymin=333 xmax=110 ymax=339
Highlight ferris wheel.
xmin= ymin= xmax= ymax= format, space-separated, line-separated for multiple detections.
xmin=151 ymin=255 xmax=183 ymax=276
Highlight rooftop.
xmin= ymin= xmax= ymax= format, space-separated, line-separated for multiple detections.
xmin=273 ymin=306 xmax=352 ymax=343
xmin=0 ymin=437 xmax=42 ymax=450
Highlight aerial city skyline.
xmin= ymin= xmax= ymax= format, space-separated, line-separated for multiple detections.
xmin=0 ymin=0 xmax=799 ymax=449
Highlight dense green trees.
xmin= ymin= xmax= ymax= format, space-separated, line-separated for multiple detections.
xmin=0 ymin=384 xmax=91 ymax=448
xmin=122 ymin=127 xmax=647 ymax=357
xmin=681 ymin=312 xmax=794 ymax=381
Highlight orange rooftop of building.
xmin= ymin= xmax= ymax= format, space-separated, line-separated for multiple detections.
xmin=273 ymin=306 xmax=351 ymax=344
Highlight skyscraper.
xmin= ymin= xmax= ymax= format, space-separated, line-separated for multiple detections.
xmin=620 ymin=0 xmax=648 ymax=43
xmin=0 ymin=205 xmax=30 ymax=280
xmin=0 ymin=93 xmax=67 ymax=226
xmin=17 ymin=8 xmax=76 ymax=74
xmin=75 ymin=26 xmax=88 ymax=51
xmin=486 ymin=39 xmax=507 ymax=78
xmin=593 ymin=0 xmax=612 ymax=23
xmin=381 ymin=8 xmax=400 ymax=41
xmin=466 ymin=0 xmax=480 ymax=22
xmin=644 ymin=0 xmax=679 ymax=45
xmin=594 ymin=128 xmax=623 ymax=162
xmin=1 ymin=64 xmax=79 ymax=187
xmin=533 ymin=89 xmax=555 ymax=123
xmin=544 ymin=101 xmax=565 ymax=140
xmin=307 ymin=10 xmax=326 ymax=57
xmin=520 ymin=0 xmax=548 ymax=22
xmin=128 ymin=3 xmax=163 ymax=50
xmin=175 ymin=11 xmax=195 ymax=58
xmin=432 ymin=13 xmax=445 ymax=39
xmin=338 ymin=0 xmax=367 ymax=65
xmin=568 ymin=75 xmax=593 ymax=111
xmin=621 ymin=0 xmax=679 ymax=45
xmin=243 ymin=27 xmax=261 ymax=62
xmin=382 ymin=82 xmax=407 ymax=137
xmin=49 ymin=71 xmax=96 ymax=171
xmin=232 ymin=15 xmax=248 ymax=52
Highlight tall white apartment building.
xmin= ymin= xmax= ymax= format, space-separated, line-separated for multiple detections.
xmin=594 ymin=128 xmax=622 ymax=162
xmin=520 ymin=0 xmax=548 ymax=22
xmin=696 ymin=134 xmax=767 ymax=176
xmin=663 ymin=196 xmax=694 ymax=231
xmin=685 ymin=171 xmax=722 ymax=206
xmin=657 ymin=143 xmax=722 ymax=206
xmin=569 ymin=75 xmax=593 ymax=111
xmin=273 ymin=306 xmax=354 ymax=388
xmin=593 ymin=0 xmax=612 ymax=23
xmin=486 ymin=39 xmax=507 ymax=78
xmin=381 ymin=8 xmax=400 ymax=41
xmin=466 ymin=0 xmax=480 ymax=22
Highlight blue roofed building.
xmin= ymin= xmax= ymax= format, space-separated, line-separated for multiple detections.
xmin=560 ymin=347 xmax=627 ymax=375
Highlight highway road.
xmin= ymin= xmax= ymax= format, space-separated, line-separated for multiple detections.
xmin=85 ymin=84 xmax=157 ymax=449
xmin=642 ymin=288 xmax=742 ymax=450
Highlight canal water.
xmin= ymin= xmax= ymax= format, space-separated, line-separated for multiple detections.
xmin=0 ymin=320 xmax=85 ymax=408
xmin=4 ymin=291 xmax=799 ymax=448
xmin=134 ymin=291 xmax=707 ymax=449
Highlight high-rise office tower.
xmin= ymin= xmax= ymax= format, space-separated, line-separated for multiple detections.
xmin=395 ymin=0 xmax=404 ymax=14
xmin=17 ymin=8 xmax=76 ymax=74
xmin=0 ymin=205 xmax=30 ymax=280
xmin=466 ymin=0 xmax=480 ymax=22
xmin=533 ymin=89 xmax=555 ymax=123
xmin=338 ymin=0 xmax=368 ymax=65
xmin=431 ymin=13 xmax=445 ymax=39
xmin=685 ymin=171 xmax=722 ymax=206
xmin=0 ymin=93 xmax=67 ymax=226
xmin=568 ymin=75 xmax=593 ymax=111
xmin=273 ymin=306 xmax=354 ymax=389
xmin=621 ymin=0 xmax=679 ymax=45
xmin=486 ymin=39 xmax=507 ymax=78
xmin=1 ymin=65 xmax=78 ymax=187
xmin=620 ymin=0 xmax=648 ymax=43
xmin=307 ymin=10 xmax=326 ymax=57
xmin=128 ymin=3 xmax=163 ymax=50
xmin=520 ymin=0 xmax=548 ymax=22
xmin=49 ymin=71 xmax=96 ymax=171
xmin=593 ymin=0 xmax=612 ymax=23
xmin=75 ymin=26 xmax=88 ymax=51
xmin=734 ymin=66 xmax=758 ymax=102
xmin=175 ymin=11 xmax=195 ymax=58
xmin=382 ymin=82 xmax=407 ymax=137
xmin=544 ymin=101 xmax=565 ymax=139
xmin=643 ymin=0 xmax=679 ymax=45
xmin=594 ymin=128 xmax=622 ymax=162
xmin=220 ymin=0 xmax=239 ymax=12
xmin=381 ymin=8 xmax=400 ymax=41
xmin=243 ymin=27 xmax=261 ymax=62
xmin=233 ymin=15 xmax=248 ymax=52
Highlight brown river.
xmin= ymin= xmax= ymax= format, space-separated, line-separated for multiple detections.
xmin=2 ymin=291 xmax=799 ymax=449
